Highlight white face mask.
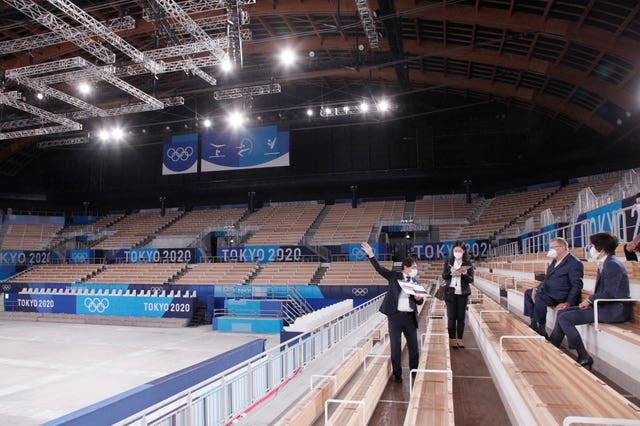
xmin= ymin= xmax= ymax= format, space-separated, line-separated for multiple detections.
xmin=453 ymin=251 xmax=463 ymax=260
xmin=589 ymin=246 xmax=600 ymax=260
xmin=546 ymin=248 xmax=557 ymax=259
xmin=408 ymin=269 xmax=418 ymax=278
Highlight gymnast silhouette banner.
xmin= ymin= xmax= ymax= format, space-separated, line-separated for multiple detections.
xmin=201 ymin=125 xmax=290 ymax=172
xmin=162 ymin=133 xmax=198 ymax=175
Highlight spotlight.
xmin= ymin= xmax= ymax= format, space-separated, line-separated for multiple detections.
xmin=78 ymin=82 xmax=91 ymax=95
xmin=36 ymin=92 xmax=44 ymax=100
xmin=111 ymin=127 xmax=124 ymax=141
xmin=360 ymin=101 xmax=369 ymax=113
xmin=626 ymin=111 xmax=631 ymax=118
xmin=220 ymin=57 xmax=233 ymax=73
xmin=279 ymin=48 xmax=296 ymax=67
xmin=141 ymin=128 xmax=147 ymax=134
xmin=226 ymin=110 xmax=246 ymax=129
xmin=203 ymin=118 xmax=212 ymax=128
xmin=309 ymin=50 xmax=315 ymax=58
xmin=405 ymin=233 xmax=411 ymax=239
xmin=378 ymin=98 xmax=390 ymax=112
xmin=165 ymin=125 xmax=171 ymax=131
xmin=98 ymin=129 xmax=109 ymax=142
xmin=325 ymin=107 xmax=332 ymax=115
xmin=343 ymin=106 xmax=350 ymax=113
xmin=616 ymin=118 xmax=623 ymax=125
xmin=306 ymin=108 xmax=314 ymax=117
xmin=358 ymin=44 xmax=365 ymax=51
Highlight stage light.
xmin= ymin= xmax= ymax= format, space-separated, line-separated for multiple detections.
xmin=360 ymin=101 xmax=369 ymax=113
xmin=378 ymin=98 xmax=390 ymax=112
xmin=111 ymin=127 xmax=124 ymax=141
xmin=306 ymin=108 xmax=314 ymax=117
xmin=78 ymin=82 xmax=91 ymax=95
xmin=226 ymin=110 xmax=246 ymax=129
xmin=220 ymin=57 xmax=233 ymax=73
xmin=279 ymin=48 xmax=296 ymax=67
xmin=203 ymin=118 xmax=212 ymax=128
xmin=141 ymin=128 xmax=147 ymax=134
xmin=343 ymin=106 xmax=350 ymax=113
xmin=36 ymin=92 xmax=44 ymax=100
xmin=98 ymin=129 xmax=109 ymax=141
xmin=325 ymin=107 xmax=332 ymax=115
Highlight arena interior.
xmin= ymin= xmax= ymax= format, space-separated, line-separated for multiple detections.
xmin=1 ymin=0 xmax=640 ymax=425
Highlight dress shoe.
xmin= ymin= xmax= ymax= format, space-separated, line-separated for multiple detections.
xmin=393 ymin=375 xmax=403 ymax=383
xmin=577 ymin=357 xmax=594 ymax=371
xmin=450 ymin=339 xmax=458 ymax=349
xmin=457 ymin=339 xmax=465 ymax=348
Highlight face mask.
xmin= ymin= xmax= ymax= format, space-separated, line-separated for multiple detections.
xmin=589 ymin=246 xmax=600 ymax=260
xmin=546 ymin=249 xmax=557 ymax=258
xmin=453 ymin=252 xmax=463 ymax=260
xmin=409 ymin=269 xmax=418 ymax=278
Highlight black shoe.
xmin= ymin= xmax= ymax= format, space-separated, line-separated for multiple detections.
xmin=393 ymin=375 xmax=403 ymax=383
xmin=577 ymin=357 xmax=594 ymax=371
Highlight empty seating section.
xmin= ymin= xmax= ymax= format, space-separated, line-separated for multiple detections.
xmin=49 ymin=213 xmax=125 ymax=247
xmin=1 ymin=223 xmax=63 ymax=250
xmin=436 ymin=224 xmax=463 ymax=241
xmin=84 ymin=263 xmax=184 ymax=284
xmin=469 ymin=297 xmax=640 ymax=424
xmin=320 ymin=261 xmax=393 ymax=286
xmin=243 ymin=203 xmax=323 ymax=246
xmin=251 ymin=262 xmax=319 ymax=285
xmin=413 ymin=196 xmax=478 ymax=221
xmin=172 ymin=263 xmax=256 ymax=285
xmin=157 ymin=208 xmax=245 ymax=237
xmin=6 ymin=264 xmax=102 ymax=283
xmin=312 ymin=200 xmax=405 ymax=245
xmin=458 ymin=187 xmax=557 ymax=239
xmin=94 ymin=210 xmax=182 ymax=249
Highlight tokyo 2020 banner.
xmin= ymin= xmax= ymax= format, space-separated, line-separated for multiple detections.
xmin=201 ymin=125 xmax=289 ymax=171
xmin=162 ymin=133 xmax=198 ymax=175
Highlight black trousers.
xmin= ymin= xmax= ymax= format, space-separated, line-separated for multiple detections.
xmin=624 ymin=244 xmax=638 ymax=261
xmin=388 ymin=311 xmax=419 ymax=379
xmin=445 ymin=294 xmax=469 ymax=339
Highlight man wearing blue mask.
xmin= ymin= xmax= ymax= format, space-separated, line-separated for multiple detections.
xmin=524 ymin=237 xmax=584 ymax=336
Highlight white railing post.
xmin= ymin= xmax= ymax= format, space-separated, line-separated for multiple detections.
xmin=593 ymin=298 xmax=640 ymax=331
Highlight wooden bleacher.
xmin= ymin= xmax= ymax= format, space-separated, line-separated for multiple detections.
xmin=84 ymin=263 xmax=185 ymax=284
xmin=6 ymin=264 xmax=103 ymax=283
xmin=1 ymin=223 xmax=63 ymax=250
xmin=171 ymin=262 xmax=256 ymax=285
xmin=156 ymin=207 xmax=246 ymax=237
xmin=242 ymin=203 xmax=324 ymax=246
xmin=319 ymin=261 xmax=394 ymax=286
xmin=413 ymin=196 xmax=479 ymax=221
xmin=93 ymin=210 xmax=182 ymax=249
xmin=251 ymin=262 xmax=319 ymax=285
xmin=468 ymin=295 xmax=640 ymax=424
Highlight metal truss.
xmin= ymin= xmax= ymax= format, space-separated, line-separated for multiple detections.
xmin=122 ymin=54 xmax=223 ymax=76
xmin=90 ymin=65 xmax=164 ymax=108
xmin=0 ymin=91 xmax=81 ymax=140
xmin=174 ymin=14 xmax=228 ymax=34
xmin=0 ymin=16 xmax=135 ymax=56
xmin=142 ymin=0 xmax=255 ymax=19
xmin=3 ymin=0 xmax=115 ymax=64
xmin=45 ymin=0 xmax=164 ymax=75
xmin=214 ymin=83 xmax=281 ymax=100
xmin=355 ymin=0 xmax=379 ymax=49
xmin=37 ymin=137 xmax=87 ymax=149
xmin=319 ymin=101 xmax=393 ymax=117
xmin=153 ymin=0 xmax=226 ymax=60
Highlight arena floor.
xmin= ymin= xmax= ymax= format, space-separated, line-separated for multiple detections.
xmin=0 ymin=320 xmax=279 ymax=425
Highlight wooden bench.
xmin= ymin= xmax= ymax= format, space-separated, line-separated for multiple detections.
xmin=468 ymin=296 xmax=640 ymax=424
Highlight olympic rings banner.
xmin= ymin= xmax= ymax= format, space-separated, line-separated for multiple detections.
xmin=8 ymin=293 xmax=194 ymax=318
xmin=162 ymin=133 xmax=198 ymax=175
xmin=201 ymin=125 xmax=290 ymax=171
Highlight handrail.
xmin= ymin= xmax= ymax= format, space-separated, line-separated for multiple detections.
xmin=593 ymin=298 xmax=640 ymax=331
xmin=562 ymin=416 xmax=640 ymax=426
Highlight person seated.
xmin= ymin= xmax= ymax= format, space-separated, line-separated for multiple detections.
xmin=624 ymin=192 xmax=640 ymax=261
xmin=549 ymin=232 xmax=632 ymax=370
xmin=524 ymin=237 xmax=583 ymax=336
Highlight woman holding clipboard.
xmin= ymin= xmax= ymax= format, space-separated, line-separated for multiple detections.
xmin=441 ymin=241 xmax=474 ymax=349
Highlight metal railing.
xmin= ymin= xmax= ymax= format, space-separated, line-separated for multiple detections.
xmin=116 ymin=293 xmax=385 ymax=426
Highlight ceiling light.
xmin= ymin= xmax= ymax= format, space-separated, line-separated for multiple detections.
xmin=343 ymin=106 xmax=350 ymax=113
xmin=378 ymin=98 xmax=390 ymax=112
xmin=306 ymin=108 xmax=314 ymax=117
xmin=78 ymin=82 xmax=91 ymax=95
xmin=279 ymin=48 xmax=296 ymax=67
xmin=360 ymin=101 xmax=369 ymax=113
xmin=226 ymin=110 xmax=246 ymax=129
xmin=325 ymin=107 xmax=332 ymax=115
xmin=203 ymin=118 xmax=212 ymax=128
xmin=98 ymin=129 xmax=109 ymax=142
xmin=111 ymin=127 xmax=124 ymax=141
xmin=36 ymin=92 xmax=44 ymax=100
xmin=220 ymin=57 xmax=233 ymax=73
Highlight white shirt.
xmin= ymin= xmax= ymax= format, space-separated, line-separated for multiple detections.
xmin=397 ymin=274 xmax=413 ymax=312
xmin=451 ymin=260 xmax=463 ymax=295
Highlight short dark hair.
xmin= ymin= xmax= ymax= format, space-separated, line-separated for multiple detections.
xmin=636 ymin=192 xmax=640 ymax=199
xmin=590 ymin=232 xmax=619 ymax=255
xmin=402 ymin=256 xmax=417 ymax=269
xmin=452 ymin=240 xmax=470 ymax=262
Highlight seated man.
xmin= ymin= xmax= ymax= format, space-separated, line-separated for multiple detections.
xmin=524 ymin=237 xmax=584 ymax=336
xmin=623 ymin=192 xmax=640 ymax=262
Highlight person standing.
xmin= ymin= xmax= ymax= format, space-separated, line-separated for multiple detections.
xmin=549 ymin=232 xmax=631 ymax=370
xmin=441 ymin=241 xmax=474 ymax=348
xmin=524 ymin=237 xmax=583 ymax=336
xmin=624 ymin=193 xmax=640 ymax=261
xmin=361 ymin=242 xmax=423 ymax=383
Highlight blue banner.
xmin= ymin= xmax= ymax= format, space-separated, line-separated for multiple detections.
xmin=68 ymin=249 xmax=93 ymax=264
xmin=7 ymin=214 xmax=64 ymax=225
xmin=0 ymin=250 xmax=57 ymax=265
xmin=162 ymin=134 xmax=198 ymax=175
xmin=9 ymin=294 xmax=194 ymax=318
xmin=111 ymin=248 xmax=201 ymax=263
xmin=201 ymin=125 xmax=289 ymax=171
xmin=412 ymin=239 xmax=493 ymax=260
xmin=216 ymin=246 xmax=313 ymax=262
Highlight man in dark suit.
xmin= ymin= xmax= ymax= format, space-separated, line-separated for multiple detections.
xmin=361 ymin=242 xmax=423 ymax=383
xmin=524 ymin=237 xmax=584 ymax=336
xmin=549 ymin=232 xmax=631 ymax=369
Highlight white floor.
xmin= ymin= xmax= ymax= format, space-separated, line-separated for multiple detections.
xmin=0 ymin=320 xmax=279 ymax=425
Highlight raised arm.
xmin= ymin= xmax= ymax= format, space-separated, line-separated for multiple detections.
xmin=361 ymin=242 xmax=394 ymax=280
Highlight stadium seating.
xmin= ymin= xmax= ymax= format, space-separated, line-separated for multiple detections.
xmin=93 ymin=210 xmax=182 ymax=249
xmin=250 ymin=262 xmax=319 ymax=285
xmin=84 ymin=263 xmax=185 ymax=284
xmin=1 ymin=223 xmax=63 ymax=250
xmin=311 ymin=200 xmax=405 ymax=245
xmin=171 ymin=262 xmax=257 ymax=285
xmin=5 ymin=264 xmax=103 ymax=283
xmin=242 ymin=203 xmax=323 ymax=246
xmin=413 ymin=195 xmax=479 ymax=221
xmin=319 ymin=261 xmax=394 ymax=286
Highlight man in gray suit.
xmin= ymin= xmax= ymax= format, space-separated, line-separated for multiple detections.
xmin=550 ymin=232 xmax=631 ymax=369
xmin=524 ymin=237 xmax=584 ymax=336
